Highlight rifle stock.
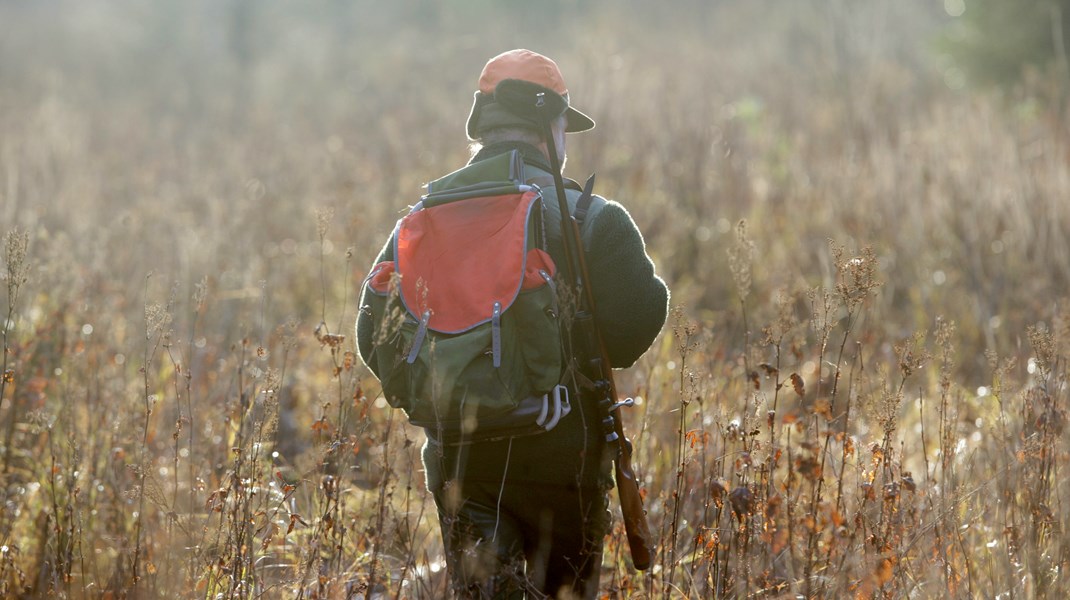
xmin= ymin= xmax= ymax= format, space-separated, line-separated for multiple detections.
xmin=615 ymin=431 xmax=654 ymax=570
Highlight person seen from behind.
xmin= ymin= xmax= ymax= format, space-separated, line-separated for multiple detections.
xmin=356 ymin=48 xmax=669 ymax=599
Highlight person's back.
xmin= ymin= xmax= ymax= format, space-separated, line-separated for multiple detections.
xmin=356 ymin=49 xmax=669 ymax=598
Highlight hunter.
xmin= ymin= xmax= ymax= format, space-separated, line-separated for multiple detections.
xmin=356 ymin=49 xmax=668 ymax=598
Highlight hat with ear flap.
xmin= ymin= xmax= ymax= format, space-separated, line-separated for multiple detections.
xmin=466 ymin=49 xmax=596 ymax=140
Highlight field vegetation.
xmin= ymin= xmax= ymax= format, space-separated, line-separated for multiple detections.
xmin=2 ymin=0 xmax=1069 ymax=597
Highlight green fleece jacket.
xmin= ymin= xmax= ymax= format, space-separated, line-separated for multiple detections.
xmin=355 ymin=141 xmax=669 ymax=489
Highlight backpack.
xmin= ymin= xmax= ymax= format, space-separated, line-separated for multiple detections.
xmin=362 ymin=150 xmax=571 ymax=445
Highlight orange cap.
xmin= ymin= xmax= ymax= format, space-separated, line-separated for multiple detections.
xmin=466 ymin=49 xmax=595 ymax=140
xmin=478 ymin=49 xmax=569 ymax=96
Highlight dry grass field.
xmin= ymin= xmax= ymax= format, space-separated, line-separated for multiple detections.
xmin=2 ymin=0 xmax=1070 ymax=597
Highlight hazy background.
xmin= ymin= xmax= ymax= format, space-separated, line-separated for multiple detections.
xmin=2 ymin=1 xmax=1070 ymax=597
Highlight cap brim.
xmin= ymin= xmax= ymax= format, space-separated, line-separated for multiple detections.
xmin=565 ymin=106 xmax=595 ymax=133
xmin=467 ymin=90 xmax=595 ymax=139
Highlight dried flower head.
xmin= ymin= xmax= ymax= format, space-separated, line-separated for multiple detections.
xmin=1027 ymin=323 xmax=1055 ymax=381
xmin=3 ymin=228 xmax=30 ymax=302
xmin=832 ymin=243 xmax=881 ymax=310
xmin=727 ymin=220 xmax=756 ymax=302
xmin=145 ymin=302 xmax=173 ymax=338
xmin=894 ymin=330 xmax=930 ymax=379
xmin=193 ymin=275 xmax=208 ymax=312
xmin=316 ymin=205 xmax=335 ymax=241
xmin=671 ymin=306 xmax=699 ymax=356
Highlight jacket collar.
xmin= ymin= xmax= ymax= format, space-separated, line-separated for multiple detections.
xmin=469 ymin=141 xmax=554 ymax=175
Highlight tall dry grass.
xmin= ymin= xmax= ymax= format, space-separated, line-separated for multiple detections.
xmin=1 ymin=0 xmax=1068 ymax=597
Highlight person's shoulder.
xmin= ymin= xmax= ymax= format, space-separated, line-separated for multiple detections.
xmin=585 ymin=196 xmax=627 ymax=222
xmin=583 ymin=195 xmax=652 ymax=242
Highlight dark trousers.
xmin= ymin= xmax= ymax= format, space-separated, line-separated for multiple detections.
xmin=432 ymin=476 xmax=609 ymax=599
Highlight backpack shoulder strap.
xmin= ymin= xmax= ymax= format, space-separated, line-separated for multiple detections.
xmin=526 ymin=175 xmax=583 ymax=192
xmin=574 ymin=175 xmax=596 ymax=228
xmin=528 ymin=173 xmax=601 ymax=230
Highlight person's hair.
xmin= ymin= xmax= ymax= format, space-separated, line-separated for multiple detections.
xmin=469 ymin=114 xmax=566 ymax=157
xmin=469 ymin=125 xmax=544 ymax=156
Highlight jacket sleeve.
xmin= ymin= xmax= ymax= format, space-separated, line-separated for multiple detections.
xmin=355 ymin=235 xmax=395 ymax=376
xmin=582 ymin=200 xmax=669 ymax=368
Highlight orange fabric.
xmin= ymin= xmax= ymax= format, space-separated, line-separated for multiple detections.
xmin=396 ymin=190 xmax=549 ymax=333
xmin=367 ymin=261 xmax=395 ymax=293
xmin=522 ymin=248 xmax=555 ymax=290
xmin=478 ymin=49 xmax=569 ymax=96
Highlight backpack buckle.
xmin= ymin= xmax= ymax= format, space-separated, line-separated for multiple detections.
xmin=535 ymin=384 xmax=572 ymax=431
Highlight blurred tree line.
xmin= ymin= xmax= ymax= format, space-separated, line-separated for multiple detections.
xmin=942 ymin=0 xmax=1070 ymax=123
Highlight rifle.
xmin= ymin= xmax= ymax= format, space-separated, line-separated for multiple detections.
xmin=495 ymin=79 xmax=654 ymax=570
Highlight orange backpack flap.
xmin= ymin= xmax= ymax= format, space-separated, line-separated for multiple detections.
xmin=394 ymin=189 xmax=541 ymax=334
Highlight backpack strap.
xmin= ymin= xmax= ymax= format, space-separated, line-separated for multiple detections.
xmin=574 ymin=175 xmax=596 ymax=228
xmin=406 ymin=311 xmax=431 ymax=364
xmin=526 ymin=175 xmax=583 ymax=192
xmin=526 ymin=174 xmax=598 ymax=227
xmin=491 ymin=302 xmax=503 ymax=368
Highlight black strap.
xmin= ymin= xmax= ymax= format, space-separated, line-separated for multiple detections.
xmin=574 ymin=175 xmax=596 ymax=228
